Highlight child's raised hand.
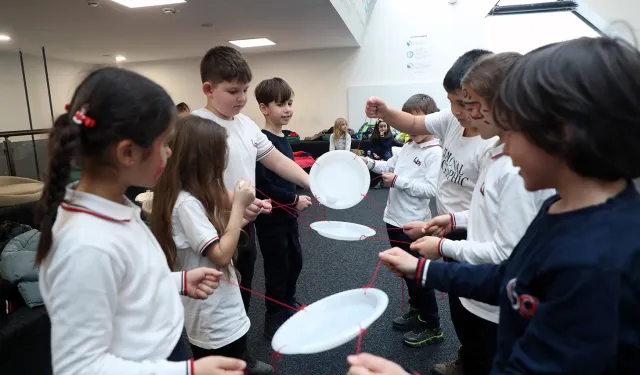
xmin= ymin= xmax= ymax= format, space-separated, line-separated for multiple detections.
xmin=347 ymin=353 xmax=409 ymax=375
xmin=296 ymin=195 xmax=313 ymax=211
xmin=365 ymin=97 xmax=388 ymax=119
xmin=409 ymin=236 xmax=442 ymax=260
xmin=378 ymin=247 xmax=419 ymax=278
xmin=402 ymin=221 xmax=428 ymax=240
xmin=424 ymin=214 xmax=452 ymax=237
xmin=233 ymin=179 xmax=255 ymax=208
xmin=193 ymin=356 xmax=246 ymax=375
xmin=185 ymin=267 xmax=222 ymax=300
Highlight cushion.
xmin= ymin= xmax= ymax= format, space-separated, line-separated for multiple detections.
xmin=0 ymin=177 xmax=43 ymax=206
xmin=0 ymin=230 xmax=43 ymax=307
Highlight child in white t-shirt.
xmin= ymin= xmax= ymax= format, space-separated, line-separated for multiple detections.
xmin=192 ymin=46 xmax=310 ymax=311
xmin=362 ymin=94 xmax=443 ymax=347
xmin=366 ymin=49 xmax=496 ymax=349
xmin=152 ymin=115 xmax=274 ymax=375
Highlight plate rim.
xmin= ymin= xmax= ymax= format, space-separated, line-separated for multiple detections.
xmin=271 ymin=288 xmax=389 ymax=355
xmin=310 ymin=220 xmax=376 ymax=240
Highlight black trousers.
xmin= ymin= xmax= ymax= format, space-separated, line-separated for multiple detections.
xmin=449 ymin=290 xmax=498 ymax=375
xmin=190 ymin=334 xmax=256 ymax=366
xmin=167 ymin=328 xmax=192 ymax=361
xmin=236 ymin=223 xmax=257 ymax=312
xmin=386 ymin=223 xmax=440 ymax=329
xmin=255 ymin=220 xmax=302 ymax=313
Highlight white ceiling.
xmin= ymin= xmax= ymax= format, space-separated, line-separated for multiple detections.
xmin=0 ymin=0 xmax=359 ymax=63
xmin=578 ymin=0 xmax=640 ymax=41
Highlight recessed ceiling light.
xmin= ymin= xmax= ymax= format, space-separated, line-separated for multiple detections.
xmin=111 ymin=0 xmax=185 ymax=9
xmin=0 ymin=35 xmax=11 ymax=41
xmin=229 ymin=38 xmax=276 ymax=48
xmin=115 ymin=55 xmax=127 ymax=62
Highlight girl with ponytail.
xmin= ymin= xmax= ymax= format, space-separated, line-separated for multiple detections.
xmin=37 ymin=67 xmax=247 ymax=375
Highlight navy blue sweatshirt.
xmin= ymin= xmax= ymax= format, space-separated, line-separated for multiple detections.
xmin=370 ymin=136 xmax=396 ymax=157
xmin=415 ymin=182 xmax=640 ymax=375
xmin=255 ymin=130 xmax=299 ymax=225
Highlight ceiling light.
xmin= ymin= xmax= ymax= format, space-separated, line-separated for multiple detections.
xmin=115 ymin=55 xmax=127 ymax=62
xmin=111 ymin=0 xmax=185 ymax=9
xmin=229 ymin=38 xmax=276 ymax=48
xmin=0 ymin=35 xmax=11 ymax=41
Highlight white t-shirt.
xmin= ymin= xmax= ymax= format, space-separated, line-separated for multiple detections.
xmin=367 ymin=139 xmax=442 ymax=226
xmin=191 ymin=108 xmax=274 ymax=188
xmin=39 ymin=184 xmax=191 ymax=375
xmin=172 ymin=191 xmax=250 ymax=349
xmin=439 ymin=142 xmax=555 ymax=323
xmin=424 ymin=110 xmax=497 ymax=215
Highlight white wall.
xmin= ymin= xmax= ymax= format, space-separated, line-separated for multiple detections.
xmin=0 ymin=51 xmax=90 ymax=135
xmin=126 ymin=0 xmax=599 ymax=137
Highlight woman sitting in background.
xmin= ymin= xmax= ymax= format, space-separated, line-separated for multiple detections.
xmin=329 ymin=117 xmax=352 ymax=151
xmin=369 ymin=119 xmax=400 ymax=161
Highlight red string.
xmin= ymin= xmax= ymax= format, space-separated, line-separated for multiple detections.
xmin=362 ymin=259 xmax=383 ymax=294
xmin=220 ymin=277 xmax=306 ymax=312
xmin=401 ymin=279 xmax=405 ymax=312
xmin=271 ymin=345 xmax=286 ymax=375
xmin=355 ymin=325 xmax=367 ymax=354
xmin=360 ymin=193 xmax=387 ymax=214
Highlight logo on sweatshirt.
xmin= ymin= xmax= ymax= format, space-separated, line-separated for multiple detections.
xmin=251 ymin=140 xmax=258 ymax=148
xmin=413 ymin=157 xmax=422 ymax=167
xmin=441 ymin=147 xmax=469 ymax=186
xmin=506 ymin=278 xmax=539 ymax=319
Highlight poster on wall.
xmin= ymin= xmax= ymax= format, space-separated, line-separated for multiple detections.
xmin=405 ymin=35 xmax=431 ymax=74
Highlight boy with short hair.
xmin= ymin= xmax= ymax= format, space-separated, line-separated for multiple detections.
xmin=362 ymin=94 xmax=443 ymax=347
xmin=191 ymin=46 xmax=310 ymax=313
xmin=253 ymin=77 xmax=313 ymax=338
xmin=366 ymin=49 xmax=497 ymax=349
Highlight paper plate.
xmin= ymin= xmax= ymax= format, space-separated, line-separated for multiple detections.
xmin=310 ymin=221 xmax=376 ymax=241
xmin=309 ymin=150 xmax=370 ymax=209
xmin=271 ymin=288 xmax=389 ymax=355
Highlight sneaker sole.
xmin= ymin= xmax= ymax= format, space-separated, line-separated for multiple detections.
xmin=403 ymin=334 xmax=444 ymax=348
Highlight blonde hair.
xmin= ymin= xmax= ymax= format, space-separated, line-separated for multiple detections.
xmin=333 ymin=117 xmax=348 ymax=140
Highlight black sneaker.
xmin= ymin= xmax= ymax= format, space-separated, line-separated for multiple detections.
xmin=403 ymin=317 xmax=444 ymax=348
xmin=263 ymin=309 xmax=292 ymax=340
xmin=392 ymin=307 xmax=419 ymax=332
xmin=246 ymin=359 xmax=274 ymax=375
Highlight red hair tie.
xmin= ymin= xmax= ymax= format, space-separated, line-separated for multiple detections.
xmin=72 ymin=107 xmax=96 ymax=128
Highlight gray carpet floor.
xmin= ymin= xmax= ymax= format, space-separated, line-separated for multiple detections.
xmin=245 ymin=188 xmax=459 ymax=374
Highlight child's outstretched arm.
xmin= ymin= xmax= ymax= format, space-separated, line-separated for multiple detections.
xmin=491 ymin=267 xmax=619 ymax=375
xmin=255 ymin=162 xmax=298 ymax=207
xmin=45 ymin=247 xmax=196 ymax=375
xmin=260 ymin=150 xmax=310 ymax=190
xmin=366 ymin=97 xmax=428 ymax=135
xmin=379 ymin=248 xmax=504 ymax=306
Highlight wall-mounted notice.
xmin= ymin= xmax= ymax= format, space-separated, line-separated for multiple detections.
xmin=405 ymin=35 xmax=431 ymax=74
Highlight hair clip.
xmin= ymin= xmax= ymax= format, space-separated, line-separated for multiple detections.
xmin=72 ymin=107 xmax=96 ymax=128
xmin=64 ymin=104 xmax=70 ymax=111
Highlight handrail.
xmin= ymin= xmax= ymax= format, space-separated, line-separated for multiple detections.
xmin=1 ymin=128 xmax=51 ymax=178
xmin=0 ymin=128 xmax=51 ymax=138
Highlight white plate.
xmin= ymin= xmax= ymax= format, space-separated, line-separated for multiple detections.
xmin=271 ymin=288 xmax=389 ymax=355
xmin=310 ymin=221 xmax=376 ymax=241
xmin=309 ymin=150 xmax=370 ymax=209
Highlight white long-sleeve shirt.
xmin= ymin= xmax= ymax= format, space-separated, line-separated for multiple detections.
xmin=424 ymin=110 xmax=497 ymax=215
xmin=437 ymin=142 xmax=554 ymax=323
xmin=367 ymin=139 xmax=442 ymax=227
xmin=39 ymin=185 xmax=192 ymax=375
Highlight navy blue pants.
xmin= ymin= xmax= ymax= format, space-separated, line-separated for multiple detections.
xmin=387 ymin=223 xmax=440 ymax=329
xmin=256 ymin=220 xmax=302 ymax=313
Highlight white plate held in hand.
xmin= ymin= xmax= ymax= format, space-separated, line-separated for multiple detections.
xmin=309 ymin=150 xmax=370 ymax=209
xmin=310 ymin=221 xmax=376 ymax=241
xmin=271 ymin=288 xmax=389 ymax=355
